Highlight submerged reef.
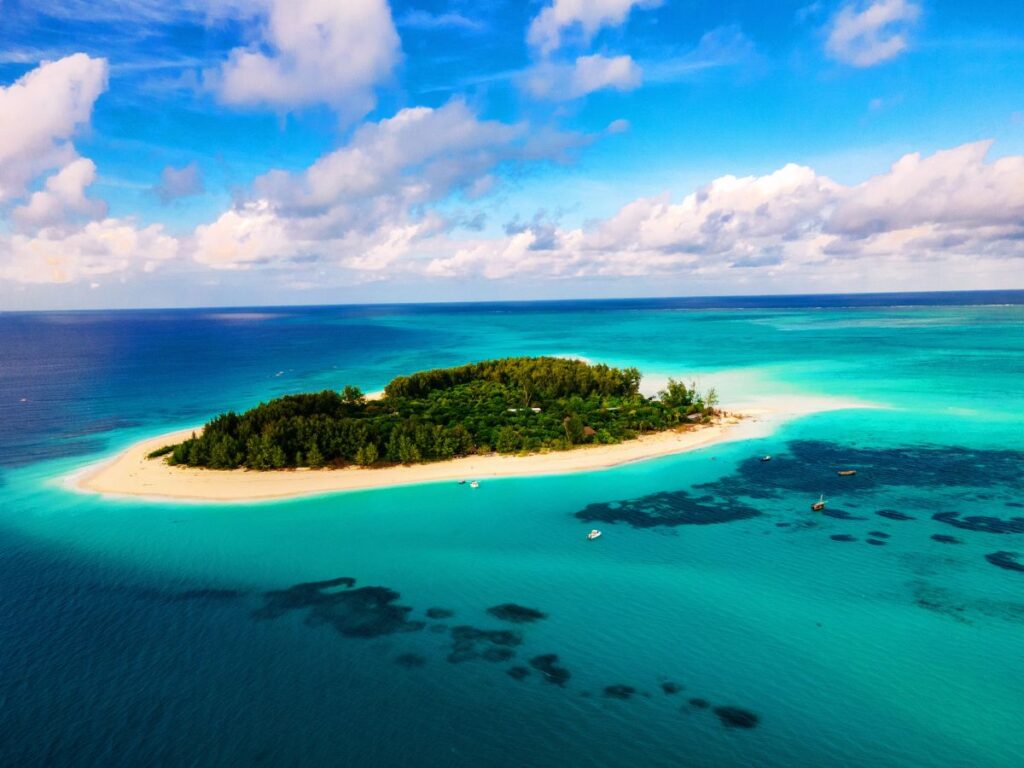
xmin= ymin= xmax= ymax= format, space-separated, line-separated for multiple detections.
xmin=486 ymin=603 xmax=547 ymax=623
xmin=253 ymin=577 xmax=425 ymax=638
xmin=702 ymin=442 xmax=1024 ymax=499
xmin=933 ymin=512 xmax=1024 ymax=535
xmin=576 ymin=489 xmax=760 ymax=528
xmin=714 ymin=706 xmax=759 ymax=729
xmin=877 ymin=510 xmax=915 ymax=521
xmin=830 ymin=534 xmax=857 ymax=542
xmin=931 ymin=534 xmax=962 ymax=544
xmin=985 ymin=552 xmax=1024 ymax=573
xmin=603 ymin=685 xmax=637 ymax=700
xmin=447 ymin=625 xmax=522 ymax=664
xmin=506 ymin=666 xmax=530 ymax=681
xmin=530 ymin=654 xmax=571 ymax=686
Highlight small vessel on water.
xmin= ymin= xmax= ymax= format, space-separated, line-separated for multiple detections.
xmin=469 ymin=480 xmax=479 ymax=489
xmin=761 ymin=455 xmax=772 ymax=462
xmin=837 ymin=470 xmax=857 ymax=476
xmin=458 ymin=480 xmax=466 ymax=485
xmin=811 ymin=494 xmax=826 ymax=512
xmin=587 ymin=529 xmax=602 ymax=540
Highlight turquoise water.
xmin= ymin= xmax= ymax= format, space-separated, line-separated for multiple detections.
xmin=1 ymin=295 xmax=1022 ymax=766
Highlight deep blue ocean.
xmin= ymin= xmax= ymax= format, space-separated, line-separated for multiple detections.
xmin=1 ymin=291 xmax=1022 ymax=767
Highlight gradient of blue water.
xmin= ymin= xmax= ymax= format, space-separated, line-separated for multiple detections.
xmin=1 ymin=293 xmax=1022 ymax=767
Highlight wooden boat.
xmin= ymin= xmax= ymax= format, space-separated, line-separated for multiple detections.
xmin=837 ymin=470 xmax=857 ymax=476
xmin=811 ymin=494 xmax=826 ymax=512
xmin=761 ymin=455 xmax=772 ymax=462
xmin=587 ymin=529 xmax=602 ymax=540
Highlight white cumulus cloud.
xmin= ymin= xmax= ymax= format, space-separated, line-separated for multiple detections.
xmin=12 ymin=158 xmax=107 ymax=230
xmin=1 ymin=219 xmax=178 ymax=284
xmin=0 ymin=53 xmax=108 ymax=202
xmin=211 ymin=0 xmax=400 ymax=118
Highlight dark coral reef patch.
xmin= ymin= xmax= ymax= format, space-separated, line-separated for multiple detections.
xmin=447 ymin=625 xmax=522 ymax=664
xmin=985 ymin=552 xmax=1024 ymax=573
xmin=576 ymin=489 xmax=761 ymax=528
xmin=603 ymin=685 xmax=636 ymax=700
xmin=830 ymin=534 xmax=857 ymax=542
xmin=253 ymin=577 xmax=426 ymax=638
xmin=701 ymin=442 xmax=1024 ymax=500
xmin=713 ymin=706 xmax=759 ymax=729
xmin=530 ymin=654 xmax=571 ymax=686
xmin=877 ymin=510 xmax=915 ymax=521
xmin=931 ymin=534 xmax=961 ymax=544
xmin=486 ymin=603 xmax=547 ymax=623
xmin=933 ymin=512 xmax=1024 ymax=535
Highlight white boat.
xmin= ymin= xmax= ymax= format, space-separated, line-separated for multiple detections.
xmin=761 ymin=455 xmax=772 ymax=462
xmin=587 ymin=529 xmax=602 ymax=540
xmin=469 ymin=480 xmax=479 ymax=489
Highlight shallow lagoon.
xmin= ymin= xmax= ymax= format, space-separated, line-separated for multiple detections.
xmin=1 ymin=294 xmax=1022 ymax=766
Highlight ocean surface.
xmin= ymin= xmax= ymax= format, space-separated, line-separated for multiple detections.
xmin=1 ymin=291 xmax=1022 ymax=767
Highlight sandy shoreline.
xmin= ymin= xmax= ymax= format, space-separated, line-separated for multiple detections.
xmin=68 ymin=396 xmax=873 ymax=503
xmin=71 ymin=413 xmax=756 ymax=503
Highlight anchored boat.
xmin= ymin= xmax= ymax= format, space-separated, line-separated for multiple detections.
xmin=811 ymin=494 xmax=826 ymax=512
xmin=587 ymin=529 xmax=602 ymax=540
xmin=837 ymin=470 xmax=857 ymax=476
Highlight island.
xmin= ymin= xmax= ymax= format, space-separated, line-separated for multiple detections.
xmin=72 ymin=356 xmax=803 ymax=502
xmin=156 ymin=357 xmax=720 ymax=470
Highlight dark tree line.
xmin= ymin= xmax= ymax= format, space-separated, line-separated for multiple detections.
xmin=157 ymin=357 xmax=715 ymax=470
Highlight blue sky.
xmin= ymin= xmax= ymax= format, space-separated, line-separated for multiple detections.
xmin=1 ymin=0 xmax=1022 ymax=309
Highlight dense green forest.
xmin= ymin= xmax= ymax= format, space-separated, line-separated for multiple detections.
xmin=157 ymin=357 xmax=718 ymax=470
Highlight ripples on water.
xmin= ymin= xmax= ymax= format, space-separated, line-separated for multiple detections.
xmin=1 ymin=295 xmax=1023 ymax=767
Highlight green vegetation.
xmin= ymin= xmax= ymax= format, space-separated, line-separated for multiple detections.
xmin=160 ymin=357 xmax=717 ymax=470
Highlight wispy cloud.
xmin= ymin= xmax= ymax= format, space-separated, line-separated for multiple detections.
xmin=398 ymin=10 xmax=485 ymax=32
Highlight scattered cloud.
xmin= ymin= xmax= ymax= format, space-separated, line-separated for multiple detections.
xmin=526 ymin=54 xmax=642 ymax=100
xmin=153 ymin=162 xmax=205 ymax=204
xmin=209 ymin=0 xmax=400 ymax=119
xmin=420 ymin=140 xmax=1024 ymax=282
xmin=826 ymin=0 xmax=921 ymax=67
xmin=0 ymin=53 xmax=108 ymax=202
xmin=398 ymin=9 xmax=484 ymax=32
xmin=527 ymin=0 xmax=662 ymax=55
xmin=643 ymin=26 xmax=761 ymax=84
xmin=12 ymin=158 xmax=107 ymax=229
xmin=1 ymin=219 xmax=178 ymax=284
xmin=191 ymin=99 xmax=585 ymax=273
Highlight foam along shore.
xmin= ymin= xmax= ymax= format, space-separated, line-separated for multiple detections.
xmin=69 ymin=397 xmax=869 ymax=503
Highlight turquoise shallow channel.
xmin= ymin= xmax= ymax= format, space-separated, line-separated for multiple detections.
xmin=1 ymin=292 xmax=1023 ymax=767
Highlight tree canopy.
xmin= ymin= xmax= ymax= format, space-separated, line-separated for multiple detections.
xmin=157 ymin=357 xmax=715 ymax=470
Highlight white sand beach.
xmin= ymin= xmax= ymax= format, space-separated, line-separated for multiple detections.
xmin=68 ymin=396 xmax=872 ymax=503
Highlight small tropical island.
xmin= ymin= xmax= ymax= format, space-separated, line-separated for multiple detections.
xmin=73 ymin=356 xmax=791 ymax=502
xmin=154 ymin=357 xmax=720 ymax=469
